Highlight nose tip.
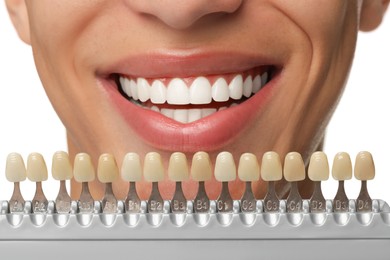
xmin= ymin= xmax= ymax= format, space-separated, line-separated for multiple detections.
xmin=128 ymin=0 xmax=243 ymax=29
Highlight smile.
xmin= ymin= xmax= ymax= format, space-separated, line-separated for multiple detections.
xmin=117 ymin=67 xmax=271 ymax=124
xmin=100 ymin=51 xmax=282 ymax=151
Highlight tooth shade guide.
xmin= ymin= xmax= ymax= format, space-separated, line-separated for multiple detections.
xmin=354 ymin=151 xmax=375 ymax=212
xmin=332 ymin=152 xmax=352 ymax=212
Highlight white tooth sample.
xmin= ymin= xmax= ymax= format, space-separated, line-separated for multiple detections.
xmin=188 ymin=109 xmax=202 ymax=123
xmin=229 ymin=75 xmax=243 ymax=100
xmin=167 ymin=78 xmax=190 ymax=105
xmin=260 ymin=151 xmax=282 ymax=181
xmin=173 ymin=109 xmax=188 ymax=123
xmin=52 ymin=151 xmax=73 ymax=181
xmin=332 ymin=152 xmax=352 ymax=181
xmin=242 ymin=75 xmax=253 ymax=98
xmin=354 ymin=151 xmax=375 ymax=180
xmin=137 ymin=78 xmax=150 ymax=102
xmin=161 ymin=108 xmax=174 ymax=120
xmin=26 ymin=153 xmax=48 ymax=182
xmin=97 ymin=153 xmax=119 ymax=183
xmin=150 ymin=80 xmax=166 ymax=104
xmin=238 ymin=153 xmax=260 ymax=182
xmin=130 ymin=79 xmax=138 ymax=100
xmin=144 ymin=152 xmax=164 ymax=182
xmin=308 ymin=151 xmax=330 ymax=181
xmin=261 ymin=72 xmax=268 ymax=86
xmin=283 ymin=152 xmax=305 ymax=182
xmin=214 ymin=151 xmax=236 ymax=182
xmin=202 ymin=108 xmax=216 ymax=118
xmin=191 ymin=152 xmax=212 ymax=181
xmin=168 ymin=152 xmax=189 ymax=182
xmin=121 ymin=153 xmax=142 ymax=182
xmin=211 ymin=78 xmax=229 ymax=102
xmin=252 ymin=75 xmax=262 ymax=93
xmin=190 ymin=77 xmax=212 ymax=104
xmin=73 ymin=153 xmax=95 ymax=183
xmin=6 ymin=153 xmax=26 ymax=183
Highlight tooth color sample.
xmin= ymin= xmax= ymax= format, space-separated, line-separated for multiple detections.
xmin=52 ymin=151 xmax=73 ymax=181
xmin=214 ymin=151 xmax=236 ymax=182
xmin=354 ymin=151 xmax=375 ymax=180
xmin=238 ymin=153 xmax=260 ymax=182
xmin=26 ymin=153 xmax=48 ymax=182
xmin=5 ymin=153 xmax=26 ymax=183
xmin=332 ymin=152 xmax=352 ymax=181
xmin=121 ymin=153 xmax=142 ymax=182
xmin=73 ymin=153 xmax=95 ymax=183
xmin=260 ymin=151 xmax=282 ymax=182
xmin=283 ymin=152 xmax=305 ymax=182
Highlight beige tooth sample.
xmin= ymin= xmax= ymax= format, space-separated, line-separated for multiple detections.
xmin=308 ymin=151 xmax=329 ymax=212
xmin=74 ymin=153 xmax=95 ymax=213
xmin=121 ymin=153 xmax=142 ymax=213
xmin=27 ymin=152 xmax=48 ymax=213
xmin=52 ymin=151 xmax=73 ymax=213
xmin=283 ymin=152 xmax=305 ymax=213
xmin=97 ymin=153 xmax=119 ymax=213
xmin=191 ymin=151 xmax=212 ymax=213
xmin=168 ymin=152 xmax=189 ymax=213
xmin=6 ymin=153 xmax=26 ymax=213
xmin=215 ymin=151 xmax=236 ymax=182
xmin=144 ymin=152 xmax=164 ymax=213
xmin=215 ymin=151 xmax=236 ymax=213
xmin=355 ymin=151 xmax=375 ymax=212
xmin=238 ymin=153 xmax=259 ymax=212
xmin=332 ymin=152 xmax=352 ymax=212
xmin=261 ymin=151 xmax=282 ymax=212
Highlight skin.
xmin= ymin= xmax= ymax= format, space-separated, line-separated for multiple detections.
xmin=5 ymin=0 xmax=389 ymax=201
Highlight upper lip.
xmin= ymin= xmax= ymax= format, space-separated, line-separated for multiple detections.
xmin=97 ymin=48 xmax=282 ymax=79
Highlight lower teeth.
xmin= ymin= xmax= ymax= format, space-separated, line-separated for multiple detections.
xmin=147 ymin=103 xmax=238 ymax=124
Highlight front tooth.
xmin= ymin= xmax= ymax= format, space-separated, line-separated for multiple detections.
xmin=252 ymin=75 xmax=261 ymax=93
xmin=161 ymin=108 xmax=174 ymax=119
xmin=167 ymin=78 xmax=190 ymax=105
xmin=188 ymin=109 xmax=202 ymax=123
xmin=173 ymin=109 xmax=188 ymax=123
xmin=150 ymin=80 xmax=166 ymax=104
xmin=190 ymin=77 xmax=212 ymax=104
xmin=201 ymin=108 xmax=216 ymax=118
xmin=354 ymin=151 xmax=375 ymax=181
xmin=212 ymin=78 xmax=229 ymax=102
xmin=137 ymin=78 xmax=150 ymax=102
xmin=242 ymin=76 xmax=253 ymax=98
xmin=229 ymin=75 xmax=243 ymax=100
xmin=130 ymin=79 xmax=138 ymax=100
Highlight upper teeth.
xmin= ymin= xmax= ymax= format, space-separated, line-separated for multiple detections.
xmin=119 ymin=73 xmax=269 ymax=105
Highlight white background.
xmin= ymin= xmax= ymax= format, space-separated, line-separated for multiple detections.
xmin=0 ymin=4 xmax=389 ymax=203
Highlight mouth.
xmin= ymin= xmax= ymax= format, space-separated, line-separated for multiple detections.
xmin=99 ymin=51 xmax=282 ymax=152
xmin=116 ymin=66 xmax=274 ymax=124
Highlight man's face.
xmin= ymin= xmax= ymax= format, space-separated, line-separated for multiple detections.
xmin=22 ymin=0 xmax=361 ymax=199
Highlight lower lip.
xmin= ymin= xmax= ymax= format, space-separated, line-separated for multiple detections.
xmin=101 ymin=74 xmax=279 ymax=152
